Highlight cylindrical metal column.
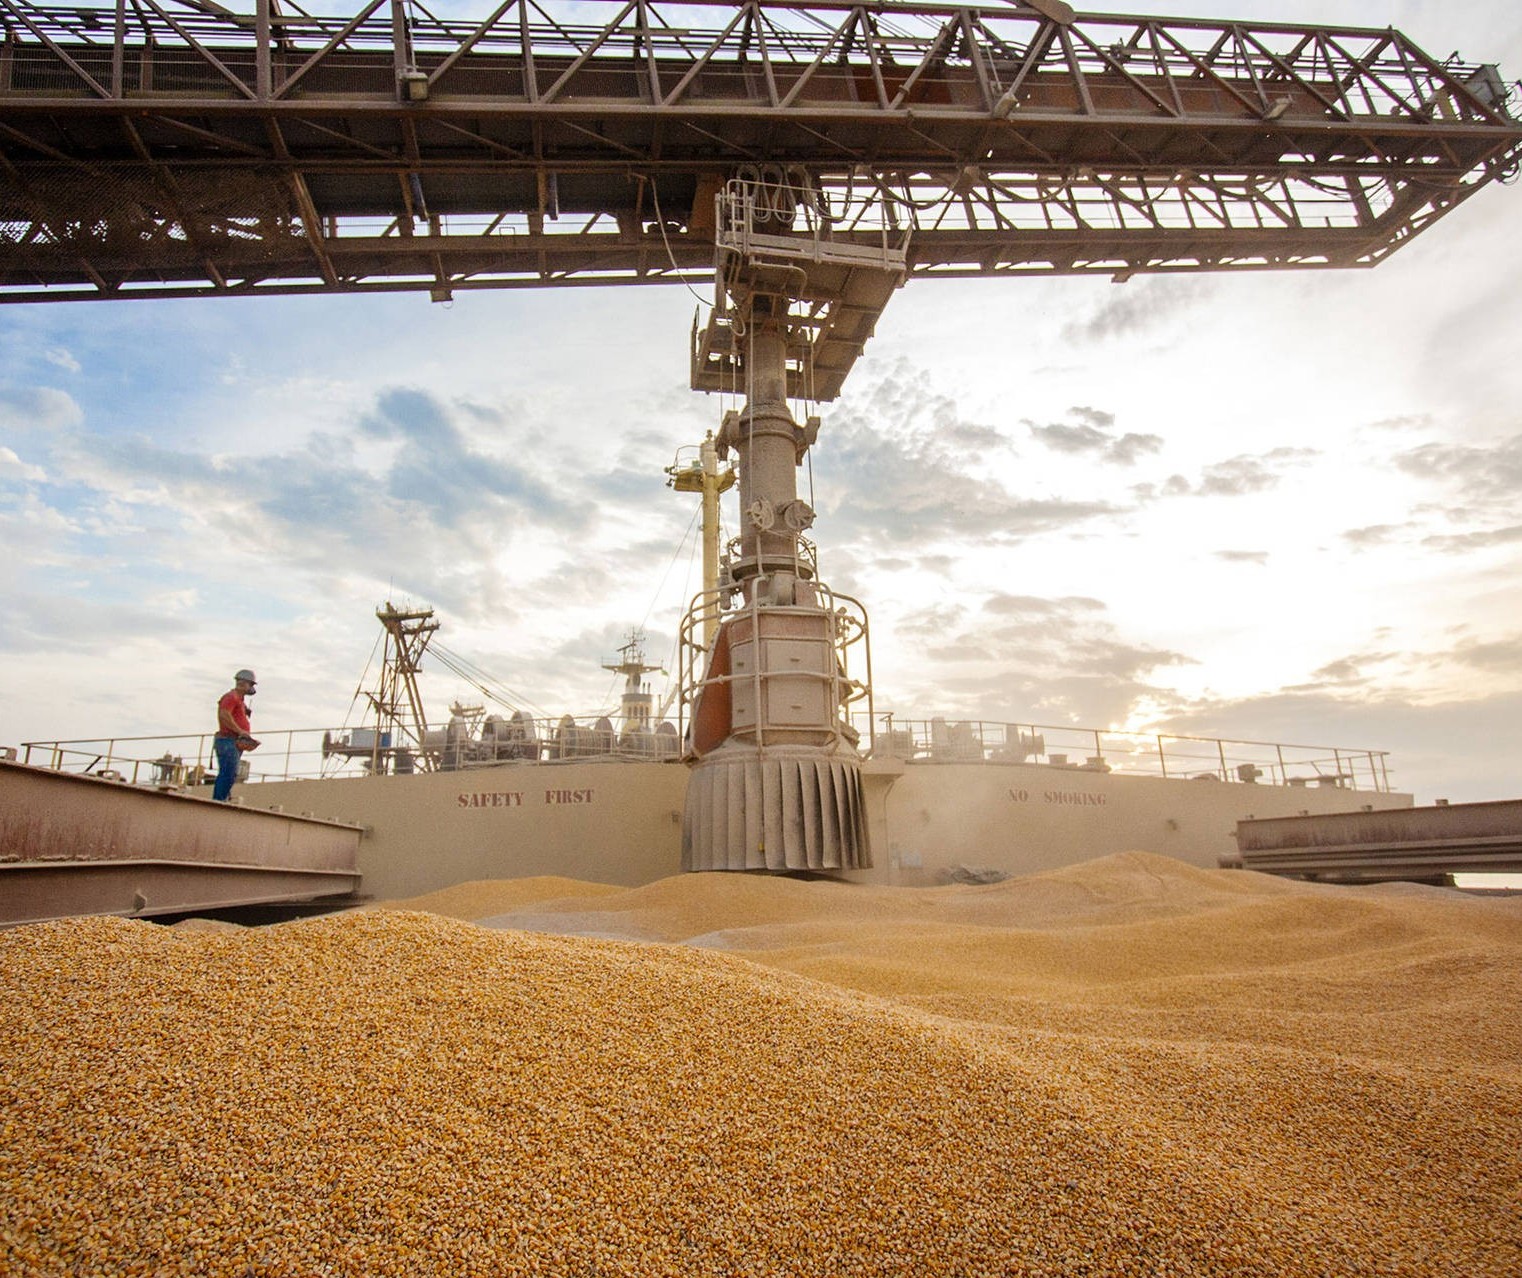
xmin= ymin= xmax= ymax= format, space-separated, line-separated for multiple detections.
xmin=723 ymin=297 xmax=814 ymax=593
xmin=683 ymin=289 xmax=869 ymax=873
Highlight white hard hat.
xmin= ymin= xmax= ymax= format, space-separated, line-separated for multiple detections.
xmin=234 ymin=669 xmax=257 ymax=684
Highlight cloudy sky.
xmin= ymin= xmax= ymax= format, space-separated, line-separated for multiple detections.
xmin=3 ymin=0 xmax=1521 ymax=805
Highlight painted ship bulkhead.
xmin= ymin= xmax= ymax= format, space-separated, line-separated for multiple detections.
xmin=238 ymin=751 xmax=1413 ymax=903
xmin=4 ymin=615 xmax=1418 ymax=918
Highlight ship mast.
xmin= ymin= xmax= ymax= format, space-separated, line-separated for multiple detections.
xmin=602 ymin=630 xmax=665 ymax=737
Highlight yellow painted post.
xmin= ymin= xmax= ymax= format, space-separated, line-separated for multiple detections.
xmin=699 ymin=433 xmax=722 ymax=651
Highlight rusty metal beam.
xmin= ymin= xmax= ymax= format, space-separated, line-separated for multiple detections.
xmin=3 ymin=861 xmax=364 ymax=927
xmin=0 ymin=759 xmax=364 ymax=926
xmin=1233 ymin=799 xmax=1522 ymax=883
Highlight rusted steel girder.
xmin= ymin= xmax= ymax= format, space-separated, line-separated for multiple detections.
xmin=0 ymin=759 xmax=364 ymax=927
xmin=0 ymin=0 xmax=1518 ymax=304
xmin=1233 ymin=799 xmax=1522 ymax=883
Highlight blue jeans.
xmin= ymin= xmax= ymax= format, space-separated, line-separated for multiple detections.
xmin=213 ymin=735 xmax=241 ymax=800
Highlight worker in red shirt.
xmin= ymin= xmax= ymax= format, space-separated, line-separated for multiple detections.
xmin=213 ymin=669 xmax=260 ymax=800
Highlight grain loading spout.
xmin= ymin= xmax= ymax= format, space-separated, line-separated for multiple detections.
xmin=679 ymin=175 xmax=895 ymax=872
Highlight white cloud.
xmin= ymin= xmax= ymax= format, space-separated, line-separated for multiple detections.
xmin=0 ymin=386 xmax=83 ymax=433
xmin=1058 ymin=277 xmax=1215 ymax=345
xmin=0 ymin=445 xmax=46 ymax=482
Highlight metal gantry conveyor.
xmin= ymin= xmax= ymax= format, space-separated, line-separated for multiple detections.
xmin=1 ymin=0 xmax=1518 ymax=310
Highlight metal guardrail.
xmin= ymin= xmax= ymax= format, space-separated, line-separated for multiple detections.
xmin=17 ymin=716 xmax=684 ymax=786
xmin=18 ymin=713 xmax=1395 ymax=793
xmin=17 ymin=732 xmax=307 ymax=787
xmin=715 ymin=173 xmax=912 ymax=275
xmin=855 ymin=715 xmax=1394 ymax=793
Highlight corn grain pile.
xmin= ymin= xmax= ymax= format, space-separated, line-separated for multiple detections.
xmin=3 ymin=853 xmax=1520 ymax=1277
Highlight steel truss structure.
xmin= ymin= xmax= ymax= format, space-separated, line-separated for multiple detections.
xmin=1 ymin=0 xmax=1519 ymax=309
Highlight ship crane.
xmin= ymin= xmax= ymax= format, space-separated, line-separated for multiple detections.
xmin=666 ymin=433 xmax=738 ymax=653
xmin=322 ymin=601 xmax=438 ymax=775
xmin=2 ymin=0 xmax=1519 ymax=872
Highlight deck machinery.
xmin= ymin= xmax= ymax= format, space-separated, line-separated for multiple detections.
xmin=2 ymin=0 xmax=1519 ymax=872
